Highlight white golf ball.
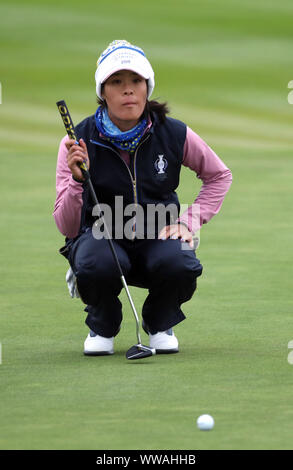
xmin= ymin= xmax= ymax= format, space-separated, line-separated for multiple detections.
xmin=197 ymin=414 xmax=214 ymax=431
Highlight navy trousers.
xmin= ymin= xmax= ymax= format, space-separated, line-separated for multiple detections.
xmin=68 ymin=229 xmax=203 ymax=337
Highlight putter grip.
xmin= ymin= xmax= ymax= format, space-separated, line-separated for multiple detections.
xmin=56 ymin=99 xmax=89 ymax=180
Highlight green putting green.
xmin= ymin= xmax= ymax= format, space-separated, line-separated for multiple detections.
xmin=1 ymin=0 xmax=293 ymax=450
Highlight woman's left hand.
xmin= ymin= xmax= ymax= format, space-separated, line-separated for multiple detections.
xmin=158 ymin=224 xmax=194 ymax=249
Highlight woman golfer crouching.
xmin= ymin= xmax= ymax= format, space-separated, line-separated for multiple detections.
xmin=53 ymin=40 xmax=232 ymax=356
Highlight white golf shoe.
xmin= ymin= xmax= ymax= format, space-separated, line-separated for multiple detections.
xmin=149 ymin=329 xmax=179 ymax=354
xmin=84 ymin=331 xmax=114 ymax=356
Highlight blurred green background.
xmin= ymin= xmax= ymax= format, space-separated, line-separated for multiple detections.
xmin=1 ymin=0 xmax=293 ymax=450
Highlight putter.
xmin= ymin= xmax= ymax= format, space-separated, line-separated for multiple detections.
xmin=56 ymin=100 xmax=155 ymax=360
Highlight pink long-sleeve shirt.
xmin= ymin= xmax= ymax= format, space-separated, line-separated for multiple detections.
xmin=53 ymin=126 xmax=232 ymax=238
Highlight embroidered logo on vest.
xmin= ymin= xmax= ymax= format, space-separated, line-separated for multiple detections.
xmin=154 ymin=154 xmax=168 ymax=180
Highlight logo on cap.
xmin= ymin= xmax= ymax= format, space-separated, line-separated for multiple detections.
xmin=97 ymin=40 xmax=145 ymax=66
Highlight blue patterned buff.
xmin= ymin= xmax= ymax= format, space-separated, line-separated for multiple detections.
xmin=95 ymin=106 xmax=147 ymax=154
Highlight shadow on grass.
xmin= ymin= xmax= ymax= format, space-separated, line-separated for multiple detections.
xmin=20 ymin=347 xmax=159 ymax=367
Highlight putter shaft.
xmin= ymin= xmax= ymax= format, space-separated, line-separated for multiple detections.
xmin=121 ymin=275 xmax=142 ymax=345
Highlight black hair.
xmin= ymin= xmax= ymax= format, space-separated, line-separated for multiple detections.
xmin=144 ymin=100 xmax=170 ymax=123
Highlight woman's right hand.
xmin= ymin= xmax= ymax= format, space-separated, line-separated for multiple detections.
xmin=65 ymin=138 xmax=90 ymax=182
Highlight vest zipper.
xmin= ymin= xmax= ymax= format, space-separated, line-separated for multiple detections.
xmin=131 ymin=134 xmax=150 ymax=240
xmin=90 ymin=134 xmax=150 ymax=240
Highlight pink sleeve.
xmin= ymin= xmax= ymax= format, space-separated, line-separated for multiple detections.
xmin=53 ymin=135 xmax=84 ymax=238
xmin=178 ymin=127 xmax=232 ymax=233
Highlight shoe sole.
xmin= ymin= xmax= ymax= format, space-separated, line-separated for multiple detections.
xmin=155 ymin=348 xmax=179 ymax=354
xmin=84 ymin=350 xmax=114 ymax=356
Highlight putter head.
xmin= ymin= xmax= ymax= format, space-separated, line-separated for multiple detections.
xmin=126 ymin=344 xmax=156 ymax=360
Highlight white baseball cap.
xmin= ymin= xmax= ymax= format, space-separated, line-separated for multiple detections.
xmin=95 ymin=40 xmax=155 ymax=100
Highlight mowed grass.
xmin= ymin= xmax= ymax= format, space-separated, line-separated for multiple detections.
xmin=1 ymin=0 xmax=293 ymax=450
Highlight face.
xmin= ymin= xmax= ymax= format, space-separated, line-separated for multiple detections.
xmin=102 ymin=70 xmax=148 ymax=131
